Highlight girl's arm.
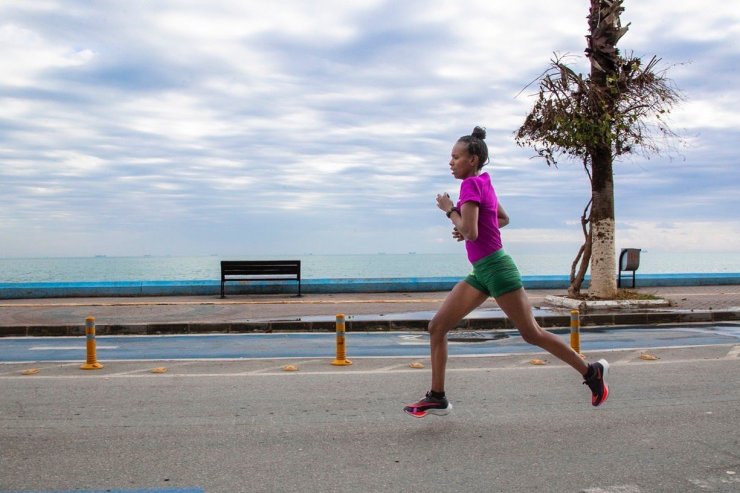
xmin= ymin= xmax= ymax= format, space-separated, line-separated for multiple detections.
xmin=436 ymin=193 xmax=478 ymax=241
xmin=497 ymin=204 xmax=510 ymax=228
xmin=452 ymin=202 xmax=479 ymax=241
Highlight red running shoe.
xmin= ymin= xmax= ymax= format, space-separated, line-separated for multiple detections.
xmin=584 ymin=359 xmax=610 ymax=406
xmin=403 ymin=391 xmax=452 ymax=418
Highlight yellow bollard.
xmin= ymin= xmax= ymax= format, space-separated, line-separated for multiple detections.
xmin=570 ymin=309 xmax=581 ymax=355
xmin=80 ymin=316 xmax=104 ymax=370
xmin=331 ymin=313 xmax=352 ymax=366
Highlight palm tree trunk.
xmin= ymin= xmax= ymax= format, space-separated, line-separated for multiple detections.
xmin=588 ymin=146 xmax=617 ymax=298
xmin=585 ymin=0 xmax=622 ymax=298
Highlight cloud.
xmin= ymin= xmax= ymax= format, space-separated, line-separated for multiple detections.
xmin=618 ymin=220 xmax=740 ymax=253
xmin=0 ymin=0 xmax=738 ymax=259
xmin=0 ymin=23 xmax=95 ymax=86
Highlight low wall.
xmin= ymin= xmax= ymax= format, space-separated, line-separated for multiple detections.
xmin=0 ymin=273 xmax=738 ymax=299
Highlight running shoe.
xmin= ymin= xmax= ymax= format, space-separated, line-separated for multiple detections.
xmin=403 ymin=391 xmax=452 ymax=418
xmin=583 ymin=359 xmax=610 ymax=406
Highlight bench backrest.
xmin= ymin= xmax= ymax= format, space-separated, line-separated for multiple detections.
xmin=221 ymin=260 xmax=301 ymax=278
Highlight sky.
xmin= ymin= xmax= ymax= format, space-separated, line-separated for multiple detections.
xmin=1 ymin=0 xmax=739 ymax=259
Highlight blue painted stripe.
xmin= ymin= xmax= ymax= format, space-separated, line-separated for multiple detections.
xmin=0 ymin=273 xmax=738 ymax=299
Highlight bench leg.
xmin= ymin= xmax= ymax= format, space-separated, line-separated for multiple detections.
xmin=220 ymin=281 xmax=225 ymax=299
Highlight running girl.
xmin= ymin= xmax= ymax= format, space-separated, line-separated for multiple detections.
xmin=404 ymin=126 xmax=609 ymax=418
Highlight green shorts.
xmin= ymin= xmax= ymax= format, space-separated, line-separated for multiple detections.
xmin=464 ymin=249 xmax=523 ymax=298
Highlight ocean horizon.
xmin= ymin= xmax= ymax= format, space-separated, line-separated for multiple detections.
xmin=1 ymin=252 xmax=739 ymax=284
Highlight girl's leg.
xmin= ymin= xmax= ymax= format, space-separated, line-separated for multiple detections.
xmin=495 ymin=288 xmax=589 ymax=375
xmin=428 ymin=281 xmax=489 ymax=392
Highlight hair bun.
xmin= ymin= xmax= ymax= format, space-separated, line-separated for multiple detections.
xmin=471 ymin=126 xmax=486 ymax=140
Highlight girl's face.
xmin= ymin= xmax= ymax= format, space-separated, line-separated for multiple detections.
xmin=449 ymin=141 xmax=479 ymax=180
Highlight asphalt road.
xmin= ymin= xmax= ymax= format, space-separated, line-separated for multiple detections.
xmin=1 ymin=341 xmax=739 ymax=493
xmin=1 ymin=323 xmax=739 ymax=364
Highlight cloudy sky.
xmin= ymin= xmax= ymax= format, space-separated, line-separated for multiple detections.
xmin=1 ymin=0 xmax=738 ymax=259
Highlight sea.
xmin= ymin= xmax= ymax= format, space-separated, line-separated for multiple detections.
xmin=1 ymin=252 xmax=739 ymax=283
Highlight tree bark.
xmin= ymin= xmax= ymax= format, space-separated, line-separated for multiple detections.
xmin=569 ymin=198 xmax=592 ymax=297
xmin=585 ymin=0 xmax=620 ymax=298
xmin=588 ymin=146 xmax=617 ymax=298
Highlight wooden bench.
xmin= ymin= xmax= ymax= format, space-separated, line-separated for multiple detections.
xmin=220 ymin=260 xmax=301 ymax=298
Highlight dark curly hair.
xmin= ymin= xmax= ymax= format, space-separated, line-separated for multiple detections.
xmin=457 ymin=126 xmax=489 ymax=170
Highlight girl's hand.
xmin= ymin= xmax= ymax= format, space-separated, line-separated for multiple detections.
xmin=452 ymin=227 xmax=464 ymax=242
xmin=436 ymin=192 xmax=453 ymax=213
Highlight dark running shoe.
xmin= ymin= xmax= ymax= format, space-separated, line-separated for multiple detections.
xmin=403 ymin=391 xmax=452 ymax=418
xmin=584 ymin=359 xmax=610 ymax=407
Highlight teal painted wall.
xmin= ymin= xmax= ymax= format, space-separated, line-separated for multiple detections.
xmin=0 ymin=273 xmax=738 ymax=299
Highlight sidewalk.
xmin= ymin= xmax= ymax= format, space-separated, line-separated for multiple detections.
xmin=0 ymin=285 xmax=738 ymax=337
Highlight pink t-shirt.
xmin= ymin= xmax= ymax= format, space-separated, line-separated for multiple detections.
xmin=457 ymin=172 xmax=503 ymax=263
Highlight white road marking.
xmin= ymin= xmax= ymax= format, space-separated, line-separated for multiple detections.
xmin=1 ymin=353 xmax=736 ymax=380
xmin=0 ymin=362 xmax=79 ymax=376
xmin=2 ymin=343 xmax=738 ymax=367
xmin=688 ymin=474 xmax=740 ymax=489
xmin=371 ymin=362 xmax=417 ymax=372
xmin=725 ymin=345 xmax=740 ymax=359
xmin=104 ymin=361 xmax=198 ymax=376
xmin=396 ymin=341 xmax=484 ymax=346
xmin=242 ymin=359 xmax=322 ymax=374
xmin=29 ymin=346 xmax=119 ymax=351
xmin=615 ymin=350 xmax=645 ymax=365
xmin=396 ymin=334 xmax=426 ymax=345
xmin=581 ymin=485 xmax=641 ymax=493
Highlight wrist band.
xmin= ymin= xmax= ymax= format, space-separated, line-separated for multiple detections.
xmin=446 ymin=207 xmax=459 ymax=218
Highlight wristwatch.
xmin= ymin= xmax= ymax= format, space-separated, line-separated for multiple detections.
xmin=446 ymin=206 xmax=459 ymax=218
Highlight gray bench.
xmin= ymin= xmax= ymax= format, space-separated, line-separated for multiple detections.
xmin=220 ymin=260 xmax=301 ymax=298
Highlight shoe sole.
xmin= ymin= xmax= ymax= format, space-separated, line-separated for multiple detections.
xmin=403 ymin=403 xmax=453 ymax=418
xmin=594 ymin=358 xmax=610 ymax=407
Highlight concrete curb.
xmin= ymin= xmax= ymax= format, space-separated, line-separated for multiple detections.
xmin=2 ymin=309 xmax=737 ymax=337
xmin=544 ymin=295 xmax=672 ymax=311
